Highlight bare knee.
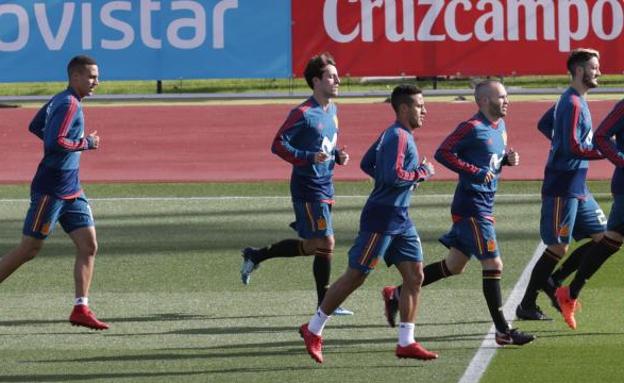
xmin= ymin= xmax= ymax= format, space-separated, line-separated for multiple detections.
xmin=78 ymin=240 xmax=98 ymax=258
xmin=17 ymin=238 xmax=44 ymax=262
xmin=303 ymin=236 xmax=335 ymax=257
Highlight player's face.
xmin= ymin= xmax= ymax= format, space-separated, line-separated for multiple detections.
xmin=73 ymin=64 xmax=99 ymax=98
xmin=406 ymin=93 xmax=426 ymax=130
xmin=317 ymin=64 xmax=340 ymax=98
xmin=486 ymin=83 xmax=509 ymax=119
xmin=581 ymin=57 xmax=600 ymax=88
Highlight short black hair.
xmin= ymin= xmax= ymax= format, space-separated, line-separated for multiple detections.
xmin=566 ymin=48 xmax=599 ymax=76
xmin=390 ymin=84 xmax=422 ymax=113
xmin=67 ymin=55 xmax=97 ymax=78
xmin=304 ymin=52 xmax=336 ymax=89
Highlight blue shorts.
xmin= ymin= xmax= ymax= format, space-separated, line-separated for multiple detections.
xmin=348 ymin=225 xmax=423 ymax=274
xmin=292 ymin=200 xmax=333 ymax=239
xmin=439 ymin=216 xmax=500 ymax=260
xmin=23 ymin=192 xmax=94 ymax=239
xmin=540 ymin=195 xmax=606 ymax=245
xmin=607 ymin=194 xmax=624 ymax=234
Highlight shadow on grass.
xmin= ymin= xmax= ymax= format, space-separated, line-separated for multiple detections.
xmin=0 ymin=363 xmax=425 ymax=382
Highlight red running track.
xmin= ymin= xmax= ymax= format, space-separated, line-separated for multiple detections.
xmin=0 ymin=100 xmax=617 ymax=183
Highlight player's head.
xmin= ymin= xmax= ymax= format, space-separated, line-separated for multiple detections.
xmin=475 ymin=80 xmax=508 ymax=120
xmin=567 ymin=48 xmax=600 ymax=89
xmin=304 ymin=52 xmax=339 ymax=98
xmin=391 ymin=84 xmax=426 ymax=130
xmin=67 ymin=55 xmax=99 ymax=98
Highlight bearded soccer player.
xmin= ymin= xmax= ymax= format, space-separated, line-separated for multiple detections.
xmin=240 ymin=52 xmax=352 ymax=315
xmin=382 ymin=80 xmax=534 ymax=346
xmin=0 ymin=55 xmax=108 ymax=330
xmin=515 ymin=49 xmax=621 ymax=329
xmin=300 ymin=84 xmax=437 ymax=363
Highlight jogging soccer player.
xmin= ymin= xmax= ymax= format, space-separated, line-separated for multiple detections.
xmin=299 ymin=84 xmax=437 ymax=363
xmin=515 ymin=49 xmax=621 ymax=329
xmin=0 ymin=55 xmax=108 ymax=330
xmin=240 ymin=52 xmax=352 ymax=315
xmin=382 ymin=80 xmax=535 ymax=346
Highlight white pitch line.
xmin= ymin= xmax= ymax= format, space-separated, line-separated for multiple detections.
xmin=0 ymin=193 xmax=560 ymax=203
xmin=458 ymin=241 xmax=546 ymax=383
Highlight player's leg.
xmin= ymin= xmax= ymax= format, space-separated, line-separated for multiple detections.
xmin=240 ymin=200 xmax=321 ymax=285
xmin=300 ymin=231 xmax=387 ymax=363
xmin=62 ymin=196 xmax=108 ymax=330
xmin=382 ymin=222 xmax=469 ymax=327
xmin=0 ymin=236 xmax=44 ymax=283
xmin=557 ymin=197 xmax=622 ymax=329
xmin=0 ymin=192 xmax=60 ymax=283
xmin=392 ymin=228 xmax=437 ymax=360
xmin=517 ymin=197 xmax=576 ymax=319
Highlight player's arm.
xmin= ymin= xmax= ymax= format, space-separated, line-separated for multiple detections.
xmin=594 ymin=100 xmax=624 ymax=167
xmin=360 ymin=138 xmax=379 ymax=178
xmin=537 ymin=106 xmax=555 ymax=140
xmin=271 ymin=108 xmax=313 ymax=165
xmin=28 ymin=101 xmax=51 ymax=140
xmin=434 ymin=122 xmax=487 ymax=182
xmin=381 ymin=130 xmax=432 ymax=187
xmin=44 ymin=99 xmax=96 ymax=152
xmin=562 ymin=97 xmax=603 ymax=160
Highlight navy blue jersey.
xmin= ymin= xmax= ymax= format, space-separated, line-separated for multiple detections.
xmin=29 ymin=88 xmax=96 ymax=199
xmin=541 ymin=87 xmax=603 ymax=198
xmin=435 ymin=112 xmax=507 ymax=219
xmin=271 ymin=97 xmax=339 ymax=202
xmin=359 ymin=122 xmax=432 ymax=234
xmin=594 ymin=99 xmax=624 ymax=195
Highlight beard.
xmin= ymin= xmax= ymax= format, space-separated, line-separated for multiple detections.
xmin=582 ymin=71 xmax=598 ymax=89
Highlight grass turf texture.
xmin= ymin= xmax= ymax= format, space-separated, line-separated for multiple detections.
xmin=0 ymin=181 xmax=621 ymax=382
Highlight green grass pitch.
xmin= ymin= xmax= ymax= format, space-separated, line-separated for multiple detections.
xmin=0 ymin=181 xmax=622 ymax=382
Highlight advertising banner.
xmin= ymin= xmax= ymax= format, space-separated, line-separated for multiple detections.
xmin=0 ymin=0 xmax=291 ymax=81
xmin=293 ymin=0 xmax=624 ymax=76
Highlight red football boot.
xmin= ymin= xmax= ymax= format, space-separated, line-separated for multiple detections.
xmin=69 ymin=305 xmax=110 ymax=330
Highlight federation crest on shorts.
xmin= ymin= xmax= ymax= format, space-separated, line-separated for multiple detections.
xmin=558 ymin=225 xmax=570 ymax=237
xmin=317 ymin=218 xmax=327 ymax=231
xmin=487 ymin=239 xmax=497 ymax=252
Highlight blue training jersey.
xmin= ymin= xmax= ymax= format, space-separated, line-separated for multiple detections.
xmin=271 ymin=97 xmax=340 ymax=202
xmin=541 ymin=87 xmax=603 ymax=198
xmin=359 ymin=122 xmax=432 ymax=234
xmin=594 ymin=99 xmax=624 ymax=195
xmin=435 ymin=112 xmax=508 ymax=219
xmin=29 ymin=88 xmax=96 ymax=199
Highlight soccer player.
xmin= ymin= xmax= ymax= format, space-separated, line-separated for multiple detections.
xmin=515 ymin=49 xmax=621 ymax=329
xmin=299 ymin=84 xmax=437 ymax=363
xmin=240 ymin=53 xmax=352 ymax=315
xmin=381 ymin=80 xmax=535 ymax=346
xmin=0 ymin=55 xmax=108 ymax=330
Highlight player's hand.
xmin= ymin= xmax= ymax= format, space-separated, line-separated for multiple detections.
xmin=314 ymin=151 xmax=330 ymax=163
xmin=88 ymin=130 xmax=100 ymax=149
xmin=484 ymin=170 xmax=495 ymax=183
xmin=337 ymin=145 xmax=349 ymax=165
xmin=420 ymin=157 xmax=435 ymax=177
xmin=507 ymin=147 xmax=520 ymax=166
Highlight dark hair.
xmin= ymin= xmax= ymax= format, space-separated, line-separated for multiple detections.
xmin=566 ymin=48 xmax=599 ymax=75
xmin=67 ymin=55 xmax=97 ymax=78
xmin=304 ymin=52 xmax=336 ymax=89
xmin=390 ymin=84 xmax=422 ymax=113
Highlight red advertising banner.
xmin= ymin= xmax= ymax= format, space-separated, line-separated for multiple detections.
xmin=292 ymin=0 xmax=624 ymax=77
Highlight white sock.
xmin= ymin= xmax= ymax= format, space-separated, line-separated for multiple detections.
xmin=308 ymin=308 xmax=331 ymax=336
xmin=74 ymin=297 xmax=89 ymax=306
xmin=398 ymin=322 xmax=415 ymax=347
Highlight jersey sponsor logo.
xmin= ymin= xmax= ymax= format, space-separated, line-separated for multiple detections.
xmin=489 ymin=153 xmax=504 ymax=171
xmin=321 ymin=133 xmax=337 ymax=158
